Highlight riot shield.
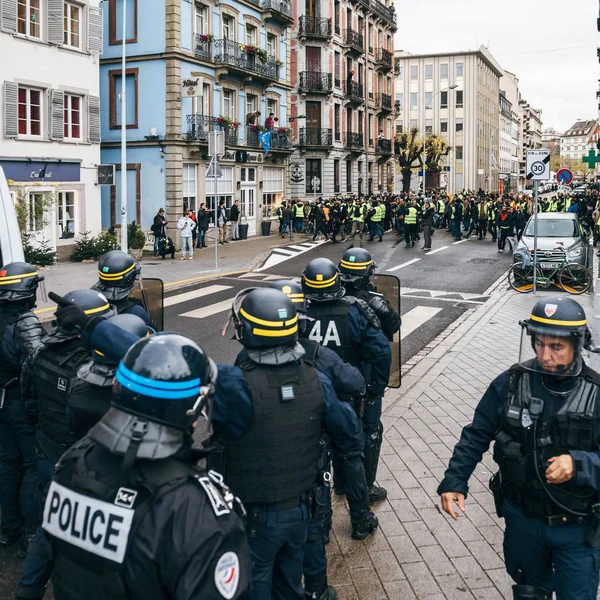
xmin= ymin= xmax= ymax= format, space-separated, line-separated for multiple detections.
xmin=372 ymin=274 xmax=401 ymax=388
xmin=130 ymin=278 xmax=164 ymax=332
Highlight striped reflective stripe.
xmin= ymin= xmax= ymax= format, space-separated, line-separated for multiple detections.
xmin=253 ymin=324 xmax=298 ymax=337
xmin=303 ymin=274 xmax=337 ymax=288
xmin=116 ymin=363 xmax=201 ymax=399
xmin=340 ymin=259 xmax=372 ymax=270
xmin=98 ymin=263 xmax=136 ymax=281
xmin=0 ymin=271 xmax=39 ymax=285
xmin=239 ymin=307 xmax=298 ymax=328
xmin=529 ymin=315 xmax=587 ymax=327
xmin=84 ymin=303 xmax=111 ymax=315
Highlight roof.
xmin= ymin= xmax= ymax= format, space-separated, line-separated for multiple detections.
xmin=563 ymin=120 xmax=597 ymax=137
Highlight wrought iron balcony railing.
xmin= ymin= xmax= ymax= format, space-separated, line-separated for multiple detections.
xmin=345 ymin=28 xmax=364 ymax=53
xmin=345 ymin=132 xmax=364 ymax=150
xmin=299 ymin=71 xmax=333 ymax=94
xmin=213 ymin=39 xmax=279 ymax=81
xmin=261 ymin=0 xmax=293 ymax=24
xmin=194 ymin=34 xmax=213 ymax=61
xmin=187 ymin=115 xmax=239 ymax=146
xmin=298 ymin=127 xmax=333 ymax=147
xmin=377 ymin=48 xmax=393 ymax=70
xmin=298 ymin=16 xmax=332 ymax=39
xmin=375 ymin=138 xmax=392 ymax=154
xmin=377 ymin=92 xmax=392 ymax=111
xmin=343 ymin=80 xmax=364 ymax=103
xmin=246 ymin=126 xmax=293 ymax=150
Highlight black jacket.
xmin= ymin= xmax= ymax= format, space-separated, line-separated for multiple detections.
xmin=422 ymin=207 xmax=435 ymax=227
xmin=230 ymin=204 xmax=240 ymax=222
xmin=197 ymin=209 xmax=210 ymax=230
xmin=152 ymin=214 xmax=166 ymax=237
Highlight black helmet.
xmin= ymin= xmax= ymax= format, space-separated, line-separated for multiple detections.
xmin=62 ymin=289 xmax=115 ymax=317
xmin=301 ymin=258 xmax=344 ymax=301
xmin=519 ymin=296 xmax=588 ymax=376
xmin=113 ymin=333 xmax=217 ymax=429
xmin=92 ymin=250 xmax=140 ymax=301
xmin=269 ymin=280 xmax=307 ymax=313
xmin=0 ymin=262 xmax=44 ymax=304
xmin=92 ymin=313 xmax=152 ymax=365
xmin=338 ymin=248 xmax=376 ymax=283
xmin=231 ymin=287 xmax=298 ymax=349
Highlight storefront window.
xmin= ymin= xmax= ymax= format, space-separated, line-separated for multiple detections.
xmin=262 ymin=168 xmax=283 ymax=219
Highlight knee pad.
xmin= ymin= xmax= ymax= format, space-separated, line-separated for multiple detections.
xmin=512 ymin=584 xmax=550 ymax=600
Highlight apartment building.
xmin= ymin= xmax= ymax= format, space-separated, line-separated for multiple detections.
xmin=1 ymin=0 xmax=103 ymax=257
xmin=560 ymin=120 xmax=598 ymax=161
xmin=394 ymin=46 xmax=502 ymax=194
xmin=100 ymin=0 xmax=292 ymax=238
xmin=288 ymin=0 xmax=396 ymax=200
xmin=498 ymin=90 xmax=520 ymax=194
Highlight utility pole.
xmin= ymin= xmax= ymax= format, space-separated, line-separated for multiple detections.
xmin=120 ymin=0 xmax=128 ymax=251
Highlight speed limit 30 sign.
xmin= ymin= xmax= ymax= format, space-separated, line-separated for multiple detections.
xmin=526 ymin=150 xmax=551 ymax=181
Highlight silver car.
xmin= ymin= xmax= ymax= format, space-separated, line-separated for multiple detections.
xmin=514 ymin=212 xmax=588 ymax=271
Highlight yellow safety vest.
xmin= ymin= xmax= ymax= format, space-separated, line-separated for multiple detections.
xmin=405 ymin=207 xmax=418 ymax=225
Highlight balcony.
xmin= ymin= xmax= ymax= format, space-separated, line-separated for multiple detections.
xmin=299 ymin=71 xmax=333 ymax=94
xmin=376 ymin=48 xmax=393 ymax=71
xmin=344 ymin=132 xmax=364 ymax=151
xmin=376 ymin=92 xmax=392 ymax=112
xmin=298 ymin=16 xmax=333 ymax=40
xmin=245 ymin=126 xmax=293 ymax=151
xmin=345 ymin=28 xmax=364 ymax=54
xmin=194 ymin=34 xmax=213 ymax=61
xmin=261 ymin=0 xmax=294 ymax=26
xmin=343 ymin=80 xmax=364 ymax=104
xmin=213 ymin=39 xmax=279 ymax=83
xmin=186 ymin=115 xmax=239 ymax=146
xmin=368 ymin=0 xmax=397 ymax=29
xmin=298 ymin=127 xmax=333 ymax=149
xmin=375 ymin=138 xmax=392 ymax=155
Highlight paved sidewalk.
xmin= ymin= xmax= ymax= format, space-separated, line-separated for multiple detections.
xmin=328 ymin=284 xmax=600 ymax=600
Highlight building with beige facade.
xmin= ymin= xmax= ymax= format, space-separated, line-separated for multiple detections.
xmin=393 ymin=46 xmax=502 ymax=194
xmin=560 ymin=119 xmax=598 ymax=161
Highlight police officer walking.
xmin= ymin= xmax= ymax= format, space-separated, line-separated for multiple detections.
xmin=301 ymin=258 xmax=392 ymax=505
xmin=40 ymin=329 xmax=252 ymax=600
xmin=439 ymin=297 xmax=600 ymax=600
xmin=0 ymin=263 xmax=45 ymax=552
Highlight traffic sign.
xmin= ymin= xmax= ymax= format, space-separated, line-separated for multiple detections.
xmin=556 ymin=168 xmax=573 ymax=185
xmin=526 ymin=149 xmax=551 ymax=181
xmin=310 ymin=176 xmax=321 ymax=192
xmin=206 ymin=162 xmax=223 ymax=178
xmin=582 ymin=150 xmax=600 ymax=169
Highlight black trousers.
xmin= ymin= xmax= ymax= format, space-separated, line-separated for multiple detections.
xmin=477 ymin=218 xmax=487 ymax=238
xmin=488 ymin=222 xmax=497 ymax=240
xmin=499 ymin=228 xmax=510 ymax=250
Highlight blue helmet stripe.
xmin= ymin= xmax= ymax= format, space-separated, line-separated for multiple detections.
xmin=116 ymin=372 xmax=199 ymax=399
xmin=117 ymin=363 xmax=201 ymax=390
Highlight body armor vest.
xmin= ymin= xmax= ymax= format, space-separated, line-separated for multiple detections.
xmin=0 ymin=312 xmax=22 ymax=390
xmin=351 ymin=287 xmax=398 ymax=341
xmin=217 ymin=359 xmax=324 ymax=506
xmin=69 ymin=379 xmax=114 ymax=439
xmin=113 ymin=297 xmax=143 ymax=315
xmin=494 ymin=365 xmax=600 ymax=519
xmin=35 ymin=338 xmax=91 ymax=460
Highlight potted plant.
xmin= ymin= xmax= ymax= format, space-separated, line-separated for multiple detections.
xmin=250 ymin=124 xmax=266 ymax=133
xmin=282 ymin=126 xmax=293 ymax=138
xmin=276 ymin=59 xmax=284 ymax=67
xmin=217 ymin=115 xmax=233 ymax=129
xmin=199 ymin=33 xmax=214 ymax=42
xmin=128 ymin=221 xmax=147 ymax=259
xmin=241 ymin=44 xmax=269 ymax=64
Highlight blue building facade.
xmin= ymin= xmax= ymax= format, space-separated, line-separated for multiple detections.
xmin=100 ymin=0 xmax=293 ymax=239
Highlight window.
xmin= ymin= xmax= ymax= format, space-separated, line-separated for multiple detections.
xmin=109 ymin=69 xmax=139 ymax=129
xmin=440 ymin=63 xmax=448 ymax=80
xmin=334 ymin=52 xmax=341 ymax=87
xmin=425 ymin=91 xmax=432 ymax=109
xmin=223 ymin=15 xmax=234 ymax=40
xmin=183 ymin=164 xmax=197 ymax=213
xmin=456 ymin=62 xmax=464 ymax=78
xmin=455 ymin=145 xmax=463 ymax=160
xmin=395 ymin=124 xmax=403 ymax=135
xmin=63 ymin=94 xmax=81 ymax=140
xmin=410 ymin=65 xmax=418 ymax=81
xmin=397 ymin=65 xmax=403 ymax=80
xmin=410 ymin=119 xmax=417 ymax=129
xmin=425 ymin=64 xmax=433 ymax=80
xmin=109 ymin=0 xmax=138 ymax=44
xmin=440 ymin=119 xmax=448 ymax=133
xmin=246 ymin=93 xmax=258 ymax=120
xmin=17 ymin=0 xmax=41 ymax=38
xmin=334 ymin=159 xmax=340 ymax=192
xmin=267 ymin=33 xmax=276 ymax=57
xmin=263 ymin=168 xmax=283 ymax=219
xmin=18 ymin=87 xmax=42 ymax=137
xmin=425 ymin=119 xmax=432 ymax=134
xmin=456 ymin=118 xmax=463 ymax=132
xmin=306 ymin=159 xmax=322 ymax=194
xmin=245 ymin=24 xmax=256 ymax=45
xmin=223 ymin=89 xmax=235 ymax=119
xmin=28 ymin=193 xmax=44 ymax=232
xmin=440 ymin=91 xmax=448 ymax=108
xmin=267 ymin=98 xmax=277 ymax=121
xmin=195 ymin=3 xmax=208 ymax=35
xmin=395 ymin=93 xmax=403 ymax=110
xmin=58 ymin=191 xmax=75 ymax=238
xmin=63 ymin=2 xmax=81 ymax=48
xmin=456 ymin=90 xmax=463 ymax=107
xmin=346 ymin=159 xmax=352 ymax=193
xmin=206 ymin=166 xmax=233 ymax=215
xmin=334 ymin=104 xmax=341 ymax=141
xmin=410 ymin=92 xmax=417 ymax=109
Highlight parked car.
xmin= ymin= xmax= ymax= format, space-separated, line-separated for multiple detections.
xmin=513 ymin=212 xmax=588 ymax=270
xmin=573 ymin=184 xmax=588 ymax=194
xmin=0 ymin=166 xmax=25 ymax=266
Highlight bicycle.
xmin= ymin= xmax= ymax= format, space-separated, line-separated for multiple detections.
xmin=508 ymin=241 xmax=591 ymax=295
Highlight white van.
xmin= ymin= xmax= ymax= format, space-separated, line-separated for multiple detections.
xmin=0 ymin=166 xmax=25 ymax=266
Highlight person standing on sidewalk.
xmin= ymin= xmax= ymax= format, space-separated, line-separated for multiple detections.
xmin=294 ymin=200 xmax=305 ymax=233
xmin=187 ymin=209 xmax=198 ymax=248
xmin=439 ymin=296 xmax=600 ymax=600
xmin=282 ymin=201 xmax=293 ymax=241
xmin=177 ymin=211 xmax=196 ymax=259
xmin=230 ymin=200 xmax=241 ymax=241
xmin=152 ymin=208 xmax=167 ymax=256
xmin=196 ymin=203 xmax=209 ymax=248
xmin=217 ymin=200 xmax=229 ymax=245
xmin=496 ymin=204 xmax=515 ymax=253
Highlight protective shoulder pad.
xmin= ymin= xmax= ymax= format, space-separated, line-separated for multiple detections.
xmin=13 ymin=311 xmax=45 ymax=355
xmin=353 ymin=297 xmax=382 ymax=330
xmin=298 ymin=338 xmax=320 ymax=365
xmin=582 ymin=364 xmax=600 ymax=387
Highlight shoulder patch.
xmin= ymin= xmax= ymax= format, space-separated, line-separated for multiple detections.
xmin=198 ymin=475 xmax=231 ymax=516
xmin=214 ymin=551 xmax=240 ymax=599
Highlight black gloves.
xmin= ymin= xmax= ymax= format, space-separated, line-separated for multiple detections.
xmin=49 ymin=291 xmax=87 ymax=333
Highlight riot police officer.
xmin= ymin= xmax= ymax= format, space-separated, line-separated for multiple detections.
xmin=40 ymin=331 xmax=252 ymax=600
xmin=301 ymin=258 xmax=391 ymax=505
xmin=338 ymin=248 xmax=401 ymax=342
xmin=69 ymin=313 xmax=151 ymax=438
xmin=0 ymin=263 xmax=45 ymax=550
xmin=91 ymin=250 xmax=154 ymax=327
xmin=439 ymin=297 xmax=600 ymax=600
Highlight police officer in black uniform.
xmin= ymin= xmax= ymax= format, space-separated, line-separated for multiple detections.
xmin=338 ymin=248 xmax=401 ymax=342
xmin=91 ymin=250 xmax=154 ymax=327
xmin=301 ymin=258 xmax=391 ymax=505
xmin=0 ymin=263 xmax=45 ymax=551
xmin=40 ymin=331 xmax=252 ymax=600
xmin=17 ymin=289 xmax=114 ymax=600
xmin=439 ymin=297 xmax=600 ymax=600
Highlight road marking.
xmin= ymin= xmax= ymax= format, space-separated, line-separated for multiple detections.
xmin=164 ymin=284 xmax=232 ymax=307
xmin=387 ymin=258 xmax=421 ymax=272
xmin=426 ymin=246 xmax=449 ymax=255
xmin=401 ymin=306 xmax=443 ymax=339
xmin=270 ymin=248 xmax=298 ymax=256
xmin=180 ymin=298 xmax=234 ymax=319
xmin=452 ymin=239 xmax=468 ymax=245
xmin=255 ymin=240 xmax=328 ymax=272
xmin=402 ymin=294 xmax=486 ymax=305
xmin=164 ymin=270 xmax=248 ymax=288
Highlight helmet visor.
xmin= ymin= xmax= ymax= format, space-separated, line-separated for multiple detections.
xmin=518 ymin=321 xmax=584 ymax=376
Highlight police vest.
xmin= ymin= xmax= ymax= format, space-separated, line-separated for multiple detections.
xmin=405 ymin=207 xmax=418 ymax=225
xmin=44 ymin=438 xmax=234 ymax=600
xmin=217 ymin=359 xmax=324 ymax=505
xmin=351 ymin=205 xmax=366 ymax=222
xmin=35 ymin=338 xmax=91 ymax=461
xmin=69 ymin=378 xmax=114 ymax=439
xmin=0 ymin=312 xmax=22 ymax=391
xmin=494 ymin=365 xmax=600 ymax=520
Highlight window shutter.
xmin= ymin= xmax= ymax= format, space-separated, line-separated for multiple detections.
xmin=88 ymin=95 xmax=100 ymax=143
xmin=4 ymin=82 xmax=18 ymax=138
xmin=88 ymin=7 xmax=103 ymax=55
xmin=50 ymin=89 xmax=64 ymax=140
xmin=1 ymin=0 xmax=17 ymax=34
xmin=47 ymin=0 xmax=64 ymax=45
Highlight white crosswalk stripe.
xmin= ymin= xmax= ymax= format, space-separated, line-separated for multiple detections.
xmin=401 ymin=307 xmax=443 ymax=339
xmin=164 ymin=285 xmax=232 ymax=307
xmin=255 ymin=240 xmax=329 ymax=272
xmin=180 ymin=298 xmax=234 ymax=319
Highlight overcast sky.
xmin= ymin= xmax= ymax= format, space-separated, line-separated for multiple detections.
xmin=394 ymin=0 xmax=598 ymax=133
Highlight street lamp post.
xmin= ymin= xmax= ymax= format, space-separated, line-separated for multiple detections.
xmin=422 ymin=84 xmax=457 ymax=194
xmin=120 ymin=0 xmax=128 ymax=251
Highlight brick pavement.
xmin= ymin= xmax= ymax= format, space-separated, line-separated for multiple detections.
xmin=328 ymin=287 xmax=599 ymax=600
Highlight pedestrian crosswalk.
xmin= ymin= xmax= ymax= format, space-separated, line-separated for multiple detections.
xmin=255 ymin=240 xmax=329 ymax=272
